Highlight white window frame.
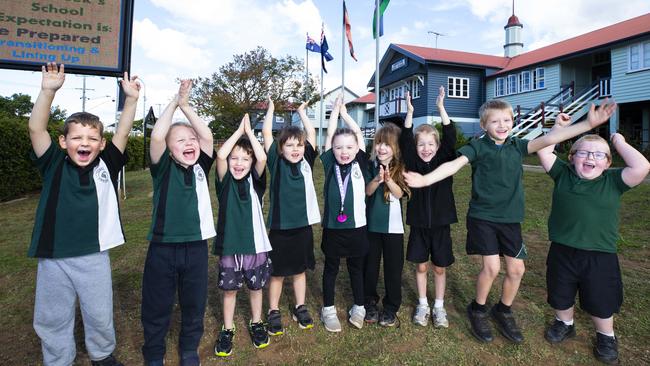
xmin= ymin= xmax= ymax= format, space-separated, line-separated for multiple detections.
xmin=495 ymin=77 xmax=505 ymax=97
xmin=507 ymin=75 xmax=518 ymax=95
xmin=409 ymin=79 xmax=421 ymax=99
xmin=533 ymin=67 xmax=545 ymax=89
xmin=628 ymin=41 xmax=650 ymax=72
xmin=447 ymin=76 xmax=469 ymax=99
xmin=519 ymin=71 xmax=531 ymax=92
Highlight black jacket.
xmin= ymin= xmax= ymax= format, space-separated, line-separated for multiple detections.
xmin=399 ymin=123 xmax=458 ymax=228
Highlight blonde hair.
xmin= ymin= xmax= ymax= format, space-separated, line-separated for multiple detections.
xmin=413 ymin=123 xmax=440 ymax=146
xmin=569 ymin=134 xmax=612 ymax=162
xmin=478 ymin=99 xmax=514 ymax=128
xmin=165 ymin=122 xmax=197 ymax=144
xmin=372 ymin=123 xmax=411 ymax=202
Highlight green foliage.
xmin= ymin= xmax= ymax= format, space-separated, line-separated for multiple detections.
xmin=0 ymin=94 xmax=33 ymax=117
xmin=191 ymin=46 xmax=318 ymax=137
xmin=435 ymin=121 xmax=468 ymax=150
xmin=0 ymin=116 xmax=40 ymax=201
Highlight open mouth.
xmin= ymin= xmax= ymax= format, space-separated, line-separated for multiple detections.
xmin=183 ymin=148 xmax=196 ymax=160
xmin=582 ymin=162 xmax=596 ymax=172
xmin=77 ymin=149 xmax=91 ymax=160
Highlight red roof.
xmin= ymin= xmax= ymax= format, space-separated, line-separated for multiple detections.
xmin=496 ymin=12 xmax=650 ymax=74
xmin=394 ymin=44 xmax=508 ymax=69
xmin=349 ymin=93 xmax=375 ymax=104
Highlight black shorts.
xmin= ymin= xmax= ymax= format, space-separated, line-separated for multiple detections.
xmin=466 ymin=216 xmax=527 ymax=259
xmin=406 ymin=226 xmax=455 ymax=267
xmin=269 ymin=226 xmax=315 ymax=276
xmin=321 ymin=227 xmax=369 ymax=258
xmin=546 ymin=242 xmax=623 ymax=319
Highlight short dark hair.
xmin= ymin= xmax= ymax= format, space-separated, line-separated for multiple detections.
xmin=63 ymin=112 xmax=103 ymax=136
xmin=277 ymin=126 xmax=306 ymax=154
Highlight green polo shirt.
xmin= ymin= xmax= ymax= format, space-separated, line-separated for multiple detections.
xmin=267 ymin=140 xmax=320 ymax=229
xmin=457 ymin=135 xmax=529 ymax=223
xmin=547 ymin=159 xmax=630 ymax=253
xmin=366 ymin=160 xmax=404 ymax=234
xmin=321 ymin=149 xmax=371 ymax=229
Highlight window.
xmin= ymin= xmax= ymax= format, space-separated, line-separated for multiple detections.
xmin=448 ymin=77 xmax=469 ymax=98
xmin=409 ymin=79 xmax=421 ymax=98
xmin=519 ymin=71 xmax=531 ymax=92
xmin=507 ymin=75 xmax=518 ymax=94
xmin=533 ymin=67 xmax=545 ymax=89
xmin=629 ymin=41 xmax=650 ymax=71
xmin=496 ymin=77 xmax=505 ymax=97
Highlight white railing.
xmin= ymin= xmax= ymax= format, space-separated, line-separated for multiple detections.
xmin=379 ymin=98 xmax=407 ymax=117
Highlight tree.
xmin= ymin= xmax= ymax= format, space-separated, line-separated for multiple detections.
xmin=191 ymin=47 xmax=318 ymax=137
xmin=0 ymin=94 xmax=33 ymax=117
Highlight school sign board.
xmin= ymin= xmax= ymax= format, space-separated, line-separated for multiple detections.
xmin=0 ymin=0 xmax=134 ymax=76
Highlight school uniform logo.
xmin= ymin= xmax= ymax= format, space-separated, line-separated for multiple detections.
xmin=352 ymin=163 xmax=362 ymax=179
xmin=195 ymin=166 xmax=205 ymax=182
xmin=94 ymin=166 xmax=110 ymax=183
xmin=301 ymin=160 xmax=311 ymax=175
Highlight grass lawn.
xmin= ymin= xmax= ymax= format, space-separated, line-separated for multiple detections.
xmin=1 ymin=162 xmax=649 ymax=365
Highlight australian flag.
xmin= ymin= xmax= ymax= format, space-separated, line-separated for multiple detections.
xmin=306 ymin=34 xmax=321 ymax=53
xmin=320 ymin=30 xmax=333 ymax=73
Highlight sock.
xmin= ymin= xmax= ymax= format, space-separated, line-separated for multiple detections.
xmin=418 ymin=297 xmax=429 ymax=306
xmin=556 ymin=317 xmax=574 ymax=326
xmin=597 ymin=330 xmax=615 ymax=338
xmin=434 ymin=299 xmax=444 ymax=309
xmin=471 ymin=300 xmax=488 ymax=313
xmin=496 ymin=301 xmax=512 ymax=314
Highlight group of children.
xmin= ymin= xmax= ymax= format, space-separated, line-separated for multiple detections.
xmin=26 ymin=63 xmax=650 ymax=366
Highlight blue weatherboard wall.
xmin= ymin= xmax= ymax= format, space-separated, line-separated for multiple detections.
xmin=486 ymin=64 xmax=560 ymax=110
xmin=611 ymin=37 xmax=650 ymax=104
xmin=427 ymin=64 xmax=486 ymax=119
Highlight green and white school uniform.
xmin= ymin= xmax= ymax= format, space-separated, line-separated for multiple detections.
xmin=147 ymin=149 xmax=216 ymax=243
xmin=214 ymin=170 xmax=271 ymax=256
xmin=366 ymin=161 xmax=404 ymax=234
xmin=29 ymin=142 xmax=126 ymax=258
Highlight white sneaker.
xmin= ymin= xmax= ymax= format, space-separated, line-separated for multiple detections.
xmin=413 ymin=304 xmax=430 ymax=326
xmin=321 ymin=306 xmax=341 ymax=332
xmin=433 ymin=306 xmax=449 ymax=328
xmin=348 ymin=305 xmax=366 ymax=329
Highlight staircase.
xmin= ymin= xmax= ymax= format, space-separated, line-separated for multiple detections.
xmin=512 ymin=77 xmax=611 ymax=140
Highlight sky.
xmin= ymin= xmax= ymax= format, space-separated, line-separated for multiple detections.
xmin=1 ymin=0 xmax=649 ymax=125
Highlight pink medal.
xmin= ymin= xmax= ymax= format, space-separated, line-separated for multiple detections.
xmin=335 ymin=165 xmax=352 ymax=224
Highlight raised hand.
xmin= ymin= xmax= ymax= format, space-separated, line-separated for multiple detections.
xmin=41 ymin=62 xmax=65 ymax=91
xmin=243 ymin=113 xmax=252 ymax=135
xmin=120 ymin=71 xmax=140 ymax=99
xmin=267 ymin=96 xmax=274 ymax=112
xmin=177 ymin=79 xmax=193 ymax=107
xmin=610 ymin=132 xmax=625 ymax=145
xmin=383 ymin=165 xmax=393 ymax=183
xmin=553 ymin=113 xmax=571 ymax=128
xmin=587 ymin=98 xmax=617 ymax=128
xmin=374 ymin=165 xmax=385 ymax=184
xmin=406 ymin=91 xmax=414 ymax=114
xmin=297 ymin=101 xmax=308 ymax=114
xmin=436 ymin=85 xmax=445 ymax=109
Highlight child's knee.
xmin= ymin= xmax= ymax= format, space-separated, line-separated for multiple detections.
xmin=481 ymin=261 xmax=501 ymax=278
xmin=506 ymin=260 xmax=525 ymax=278
xmin=416 ymin=263 xmax=429 ymax=274
xmin=433 ymin=265 xmax=445 ymax=276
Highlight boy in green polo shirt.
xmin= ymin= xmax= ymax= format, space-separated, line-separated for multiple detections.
xmin=537 ymin=116 xmax=650 ymax=364
xmin=28 ymin=63 xmax=139 ymax=366
xmin=403 ymin=98 xmax=616 ymax=344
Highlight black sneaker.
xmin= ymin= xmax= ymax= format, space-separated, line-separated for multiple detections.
xmin=267 ymin=309 xmax=284 ymax=336
xmin=490 ymin=305 xmax=524 ymax=344
xmin=379 ymin=310 xmax=398 ymax=327
xmin=214 ymin=327 xmax=235 ymax=357
xmin=91 ymin=354 xmax=124 ymax=366
xmin=466 ymin=303 xmax=493 ymax=343
xmin=292 ymin=305 xmax=314 ymax=329
xmin=544 ymin=320 xmax=576 ymax=344
xmin=248 ymin=320 xmax=270 ymax=349
xmin=179 ymin=353 xmax=201 ymax=366
xmin=365 ymin=302 xmax=379 ymax=324
xmin=593 ymin=333 xmax=618 ymax=365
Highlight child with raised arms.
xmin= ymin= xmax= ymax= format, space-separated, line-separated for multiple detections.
xmin=537 ymin=114 xmax=650 ymax=365
xmin=363 ymin=122 xmax=410 ymax=327
xmin=399 ymin=87 xmax=457 ymax=328
xmin=404 ymin=98 xmax=616 ymax=344
xmin=143 ymin=79 xmax=215 ymax=366
xmin=213 ymin=114 xmax=272 ymax=356
xmin=319 ymin=96 xmax=372 ymax=332
xmin=28 ymin=63 xmax=139 ymax=366
xmin=261 ymin=99 xmax=320 ymax=335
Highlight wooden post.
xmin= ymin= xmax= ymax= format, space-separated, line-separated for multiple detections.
xmin=541 ymin=101 xmax=545 ymax=125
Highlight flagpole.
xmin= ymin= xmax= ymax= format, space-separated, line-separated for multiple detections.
xmin=341 ymin=0 xmax=345 ymax=103
xmin=374 ymin=0 xmax=380 ymax=130
xmin=318 ymin=23 xmax=325 ymax=152
xmin=305 ymin=32 xmax=309 ymax=102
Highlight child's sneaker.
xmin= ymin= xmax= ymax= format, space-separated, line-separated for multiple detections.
xmin=593 ymin=333 xmax=618 ymax=365
xmin=364 ymin=301 xmax=379 ymax=324
xmin=412 ymin=304 xmax=430 ymax=326
xmin=544 ymin=320 xmax=575 ymax=344
xmin=466 ymin=303 xmax=493 ymax=343
xmin=348 ymin=305 xmax=366 ymax=329
xmin=379 ymin=310 xmax=398 ymax=327
xmin=321 ymin=306 xmax=342 ymax=332
xmin=292 ymin=305 xmax=314 ymax=329
xmin=248 ymin=320 xmax=270 ymax=349
xmin=179 ymin=352 xmax=200 ymax=366
xmin=214 ymin=327 xmax=235 ymax=357
xmin=91 ymin=354 xmax=124 ymax=366
xmin=267 ymin=309 xmax=284 ymax=336
xmin=433 ymin=306 xmax=449 ymax=328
